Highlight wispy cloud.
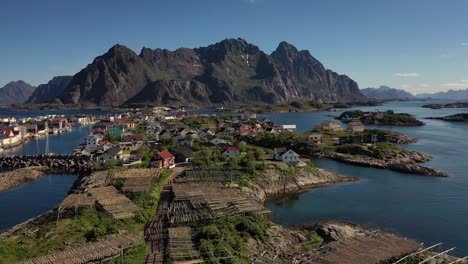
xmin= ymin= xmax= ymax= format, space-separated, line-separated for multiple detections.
xmin=419 ymin=83 xmax=431 ymax=88
xmin=395 ymin=73 xmax=419 ymax=77
xmin=441 ymin=79 xmax=468 ymax=89
xmin=462 ymin=42 xmax=468 ymax=46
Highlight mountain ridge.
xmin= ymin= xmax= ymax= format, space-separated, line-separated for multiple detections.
xmin=57 ymin=38 xmax=366 ymax=107
xmin=361 ymin=85 xmax=415 ymax=100
xmin=26 ymin=76 xmax=73 ymax=104
xmin=0 ymin=81 xmax=36 ymax=105
xmin=416 ymin=88 xmax=468 ymax=100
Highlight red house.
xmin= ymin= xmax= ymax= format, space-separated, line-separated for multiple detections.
xmin=151 ymin=150 xmax=175 ymax=168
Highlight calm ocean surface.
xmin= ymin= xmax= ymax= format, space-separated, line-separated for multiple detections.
xmin=0 ymin=109 xmax=108 ymax=230
xmin=265 ymin=100 xmax=468 ymax=256
xmin=1 ymin=103 xmax=468 ymax=256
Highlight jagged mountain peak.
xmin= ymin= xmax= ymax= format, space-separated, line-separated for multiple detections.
xmin=274 ymin=41 xmax=300 ymax=54
xmin=57 ymin=38 xmax=366 ymax=106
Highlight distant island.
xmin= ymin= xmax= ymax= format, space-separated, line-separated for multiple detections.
xmin=336 ymin=110 xmax=425 ymax=126
xmin=422 ymin=102 xmax=468 ymax=109
xmin=426 ymin=113 xmax=468 ymax=122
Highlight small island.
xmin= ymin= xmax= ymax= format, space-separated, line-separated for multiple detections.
xmin=422 ymin=102 xmax=468 ymax=109
xmin=299 ymin=122 xmax=447 ymax=177
xmin=426 ymin=113 xmax=468 ymax=122
xmin=336 ymin=110 xmax=425 ymax=126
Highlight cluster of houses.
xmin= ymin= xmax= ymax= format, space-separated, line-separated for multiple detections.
xmin=77 ymin=109 xmax=307 ymax=168
xmin=310 ymin=120 xmax=392 ymax=145
xmin=0 ymin=114 xmax=93 ymax=149
xmin=75 ymin=107 xmax=393 ymax=170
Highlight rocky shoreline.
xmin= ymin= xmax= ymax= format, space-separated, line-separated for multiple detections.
xmin=243 ymin=167 xmax=358 ymax=202
xmin=0 ymin=166 xmax=50 ymax=191
xmin=315 ymin=152 xmax=448 ymax=177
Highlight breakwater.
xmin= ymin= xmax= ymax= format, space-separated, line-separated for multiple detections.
xmin=0 ymin=155 xmax=93 ymax=173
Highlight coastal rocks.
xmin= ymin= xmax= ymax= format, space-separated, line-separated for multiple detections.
xmin=388 ymin=163 xmax=448 ymax=177
xmin=316 ymin=152 xmax=447 ymax=177
xmin=243 ymin=167 xmax=357 ymax=201
xmin=312 ymin=222 xmax=367 ymax=242
xmin=0 ymin=166 xmax=49 ymax=191
xmin=0 ymin=155 xmax=93 ymax=174
xmin=334 ymin=143 xmax=431 ymax=162
xmin=389 ymin=134 xmax=418 ymax=144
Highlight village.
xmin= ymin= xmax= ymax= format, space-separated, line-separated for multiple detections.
xmin=0 ymin=106 xmax=461 ymax=264
xmin=0 ymin=114 xmax=96 ymax=150
xmin=73 ymin=106 xmax=389 ymax=171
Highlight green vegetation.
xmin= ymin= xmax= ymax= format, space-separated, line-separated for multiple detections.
xmin=339 ymin=110 xmax=424 ymax=126
xmin=251 ymin=131 xmax=301 ymax=149
xmin=300 ymin=231 xmax=324 ymax=251
xmin=192 ymin=214 xmax=270 ymax=264
xmin=191 ymin=145 xmax=269 ymax=186
xmin=335 ymin=143 xmax=406 ymax=159
xmin=0 ymin=169 xmax=172 ymax=263
xmin=103 ymin=242 xmax=147 ymax=264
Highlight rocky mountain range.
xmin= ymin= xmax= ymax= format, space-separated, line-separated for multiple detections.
xmin=26 ymin=76 xmax=73 ymax=104
xmin=57 ymin=38 xmax=366 ymax=107
xmin=361 ymin=86 xmax=415 ymax=100
xmin=416 ymin=89 xmax=468 ymax=100
xmin=0 ymin=81 xmax=36 ymax=105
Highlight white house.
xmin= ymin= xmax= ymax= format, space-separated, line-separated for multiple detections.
xmin=274 ymin=148 xmax=300 ymax=165
xmin=281 ymin=124 xmax=296 ymax=131
xmin=86 ymin=133 xmax=104 ymax=150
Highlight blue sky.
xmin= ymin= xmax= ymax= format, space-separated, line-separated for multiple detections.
xmin=1 ymin=0 xmax=467 ymax=94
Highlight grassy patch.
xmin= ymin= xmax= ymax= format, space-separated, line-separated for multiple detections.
xmin=300 ymin=231 xmax=324 ymax=251
xmin=192 ymin=214 xmax=270 ymax=264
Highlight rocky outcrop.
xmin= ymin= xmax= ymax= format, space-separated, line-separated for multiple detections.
xmin=387 ymin=163 xmax=448 ymax=177
xmin=316 ymin=152 xmax=448 ymax=177
xmin=243 ymin=167 xmax=357 ymax=202
xmin=59 ymin=38 xmax=367 ymax=107
xmin=0 ymin=80 xmax=36 ymax=105
xmin=26 ymin=76 xmax=72 ymax=104
xmin=0 ymin=166 xmax=49 ymax=191
xmin=388 ymin=134 xmax=418 ymax=144
xmin=311 ymin=221 xmax=368 ymax=242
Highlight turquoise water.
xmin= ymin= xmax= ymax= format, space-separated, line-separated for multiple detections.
xmin=266 ymin=101 xmax=468 ymax=256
